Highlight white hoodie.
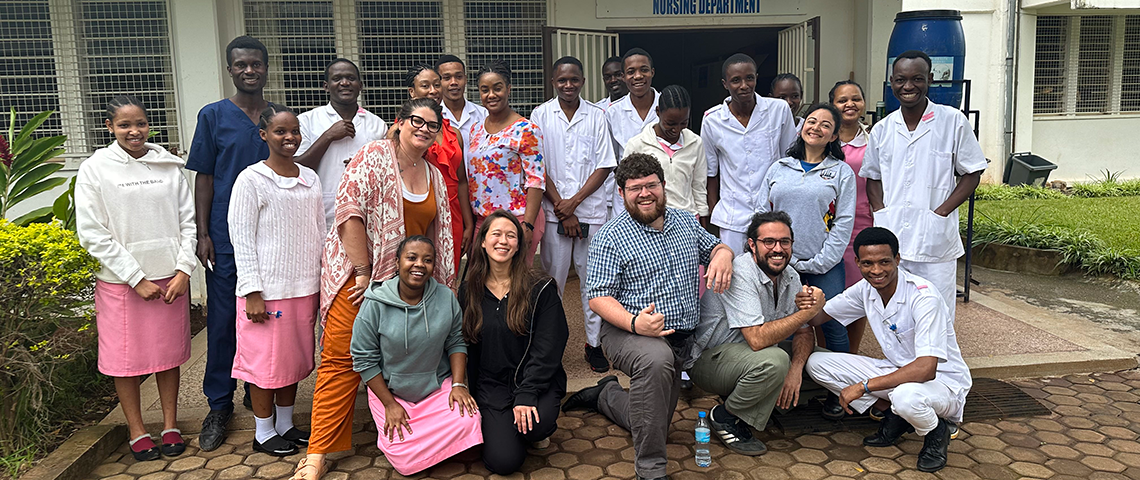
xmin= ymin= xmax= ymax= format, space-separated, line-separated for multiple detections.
xmin=76 ymin=141 xmax=197 ymax=287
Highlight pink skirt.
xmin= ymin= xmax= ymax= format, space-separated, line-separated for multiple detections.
xmin=94 ymin=278 xmax=190 ymax=377
xmin=232 ymin=294 xmax=318 ymax=389
xmin=367 ymin=377 xmax=483 ymax=475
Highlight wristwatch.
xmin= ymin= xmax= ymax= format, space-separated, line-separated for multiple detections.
xmin=630 ymin=313 xmax=638 ymax=334
xmin=522 ymin=221 xmax=535 ymax=231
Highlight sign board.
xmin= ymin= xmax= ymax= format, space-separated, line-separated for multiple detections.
xmin=597 ymin=0 xmax=800 ymax=18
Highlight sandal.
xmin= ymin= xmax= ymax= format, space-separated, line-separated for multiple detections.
xmin=292 ymin=456 xmax=330 ymax=480
xmin=160 ymin=429 xmax=186 ymax=457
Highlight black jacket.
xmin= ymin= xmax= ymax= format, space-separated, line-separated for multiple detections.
xmin=463 ymin=278 xmax=569 ymax=410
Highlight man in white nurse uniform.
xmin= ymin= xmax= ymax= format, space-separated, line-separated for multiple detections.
xmin=861 ymin=49 xmax=986 ymax=321
xmin=805 ymin=226 xmax=971 ymax=474
xmin=605 ymin=48 xmax=659 ymax=219
xmin=701 ymin=54 xmax=798 ymax=253
xmin=531 ymin=55 xmax=616 ymax=373
xmin=294 ymin=58 xmax=389 ymax=231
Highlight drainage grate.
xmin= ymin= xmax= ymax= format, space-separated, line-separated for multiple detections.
xmin=771 ymin=378 xmax=1051 ymax=436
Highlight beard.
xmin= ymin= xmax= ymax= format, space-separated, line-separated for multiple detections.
xmin=624 ymin=193 xmax=666 ymax=225
xmin=754 ymin=250 xmax=788 ymax=277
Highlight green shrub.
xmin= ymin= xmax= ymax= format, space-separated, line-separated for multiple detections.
xmin=0 ymin=221 xmax=99 ymax=458
xmin=1069 ymin=178 xmax=1140 ymax=198
xmin=966 ymin=212 xmax=1140 ymax=280
xmin=974 ymin=184 xmax=1067 ymax=201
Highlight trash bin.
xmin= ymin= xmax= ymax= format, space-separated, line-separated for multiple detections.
xmin=1005 ymin=152 xmax=1058 ymax=187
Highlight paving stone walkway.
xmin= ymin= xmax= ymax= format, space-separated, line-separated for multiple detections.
xmin=87 ymin=370 xmax=1140 ymax=480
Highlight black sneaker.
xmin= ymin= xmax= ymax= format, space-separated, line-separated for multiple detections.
xmin=585 ymin=344 xmax=610 ymax=373
xmin=821 ymin=393 xmax=846 ymax=421
xmin=708 ymin=406 xmax=768 ymax=456
xmin=198 ymin=407 xmax=232 ymax=452
xmin=253 ymin=435 xmax=298 ymax=457
xmin=917 ymin=418 xmax=951 ymax=472
xmin=863 ymin=408 xmax=915 ymax=447
xmin=562 ymin=375 xmax=618 ymax=412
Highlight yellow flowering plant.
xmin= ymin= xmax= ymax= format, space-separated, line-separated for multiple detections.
xmin=0 ymin=220 xmax=99 ymax=456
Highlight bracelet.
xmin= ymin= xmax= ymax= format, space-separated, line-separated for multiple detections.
xmin=630 ymin=313 xmax=638 ymax=335
xmin=522 ymin=221 xmax=535 ymax=231
xmin=452 ymin=382 xmax=468 ymax=389
xmin=863 ymin=380 xmax=872 ymax=394
xmin=353 ymin=264 xmax=371 ymax=277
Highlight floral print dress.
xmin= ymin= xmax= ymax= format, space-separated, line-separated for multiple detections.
xmin=465 ymin=117 xmax=544 ymax=218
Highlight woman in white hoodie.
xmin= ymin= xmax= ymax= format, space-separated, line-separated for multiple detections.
xmin=76 ymin=95 xmax=197 ymax=462
xmin=622 ymin=84 xmax=708 ymax=221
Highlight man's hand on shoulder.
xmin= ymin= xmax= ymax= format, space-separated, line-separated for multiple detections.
xmin=705 ymin=244 xmax=734 ymax=294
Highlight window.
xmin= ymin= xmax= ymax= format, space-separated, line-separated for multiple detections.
xmin=464 ymin=0 xmax=546 ymax=116
xmin=357 ymin=1 xmax=445 ymax=121
xmin=1034 ymin=15 xmax=1140 ymax=115
xmin=0 ymin=0 xmax=178 ymax=155
xmin=243 ymin=1 xmax=337 ymax=114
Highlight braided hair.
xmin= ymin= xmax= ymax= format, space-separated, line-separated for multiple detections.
xmin=404 ymin=63 xmax=438 ymax=88
xmin=770 ymin=73 xmax=803 ymax=96
xmin=257 ymin=102 xmax=293 ymax=130
xmin=476 ymin=59 xmax=512 ymax=86
xmin=658 ymin=84 xmax=690 ymax=111
xmin=106 ymin=94 xmax=147 ymax=121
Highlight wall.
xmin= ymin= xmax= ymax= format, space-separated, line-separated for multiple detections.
xmin=1032 ymin=116 xmax=1140 ymax=180
xmin=549 ymin=0 xmax=860 ymax=110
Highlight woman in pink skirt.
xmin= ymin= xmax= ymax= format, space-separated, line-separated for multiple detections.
xmin=351 ymin=236 xmax=482 ymax=476
xmin=830 ymin=80 xmax=873 ymax=353
xmin=77 ymin=95 xmax=196 ymax=461
xmin=228 ymin=104 xmax=325 ymax=456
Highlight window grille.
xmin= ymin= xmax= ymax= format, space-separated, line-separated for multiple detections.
xmin=1033 ymin=14 xmax=1140 ymax=116
xmin=1121 ymin=16 xmax=1140 ymax=112
xmin=464 ymin=0 xmax=546 ymax=117
xmin=356 ymin=0 xmax=445 ymax=121
xmin=0 ymin=1 xmax=61 ymax=140
xmin=79 ymin=0 xmax=178 ymax=150
xmin=243 ymin=0 xmax=337 ymax=114
xmin=1076 ymin=16 xmax=1112 ymax=113
xmin=1033 ymin=16 xmax=1067 ymax=114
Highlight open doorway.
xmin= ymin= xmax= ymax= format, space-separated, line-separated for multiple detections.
xmin=616 ymin=27 xmax=786 ymax=133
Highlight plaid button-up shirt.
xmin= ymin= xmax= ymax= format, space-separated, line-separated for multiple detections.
xmin=586 ymin=207 xmax=721 ymax=331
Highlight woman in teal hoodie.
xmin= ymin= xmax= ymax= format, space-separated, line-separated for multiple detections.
xmin=350 ymin=236 xmax=482 ymax=475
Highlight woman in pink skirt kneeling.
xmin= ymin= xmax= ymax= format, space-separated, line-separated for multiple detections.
xmin=351 ymin=235 xmax=482 ymax=476
xmin=228 ymin=104 xmax=325 ymax=456
xmin=77 ymin=95 xmax=196 ymax=461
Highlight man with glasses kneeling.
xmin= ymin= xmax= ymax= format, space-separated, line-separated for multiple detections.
xmin=685 ymin=211 xmax=825 ymax=456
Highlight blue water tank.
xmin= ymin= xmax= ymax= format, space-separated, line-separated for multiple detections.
xmin=884 ymin=10 xmax=966 ymax=113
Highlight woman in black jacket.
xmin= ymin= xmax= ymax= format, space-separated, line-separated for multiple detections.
xmin=461 ymin=209 xmax=569 ymax=475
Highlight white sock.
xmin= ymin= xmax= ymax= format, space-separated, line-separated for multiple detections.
xmin=254 ymin=414 xmax=276 ymax=444
xmin=275 ymin=405 xmax=295 ymax=434
xmin=681 ymin=371 xmax=691 ymax=381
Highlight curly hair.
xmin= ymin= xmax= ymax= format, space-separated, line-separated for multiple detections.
xmin=614 ymin=152 xmax=665 ymax=190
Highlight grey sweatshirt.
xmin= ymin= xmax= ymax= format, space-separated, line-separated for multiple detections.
xmin=757 ymin=156 xmax=856 ymax=275
xmin=350 ymin=277 xmax=466 ymax=403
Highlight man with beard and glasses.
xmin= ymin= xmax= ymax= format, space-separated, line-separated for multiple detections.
xmin=685 ymin=211 xmax=826 ymax=456
xmin=563 ymin=153 xmax=734 ymax=480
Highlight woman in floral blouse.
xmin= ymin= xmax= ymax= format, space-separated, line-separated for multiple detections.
xmin=466 ymin=59 xmax=545 ymax=265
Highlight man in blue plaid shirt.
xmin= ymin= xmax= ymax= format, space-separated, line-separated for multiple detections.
xmin=563 ymin=153 xmax=734 ymax=480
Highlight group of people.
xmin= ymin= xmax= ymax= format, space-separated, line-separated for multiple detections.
xmin=73 ymin=32 xmax=986 ymax=480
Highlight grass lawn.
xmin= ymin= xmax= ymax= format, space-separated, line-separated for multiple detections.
xmin=968 ymin=195 xmax=1140 ymax=252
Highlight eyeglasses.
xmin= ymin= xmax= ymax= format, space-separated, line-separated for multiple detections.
xmin=624 ymin=181 xmax=662 ymax=195
xmin=405 ymin=114 xmax=442 ymax=133
xmin=755 ymin=237 xmax=793 ymax=249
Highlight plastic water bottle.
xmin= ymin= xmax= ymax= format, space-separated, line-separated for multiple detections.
xmin=695 ymin=411 xmax=712 ymax=467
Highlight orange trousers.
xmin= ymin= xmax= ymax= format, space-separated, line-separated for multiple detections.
xmin=308 ymin=282 xmax=360 ymax=454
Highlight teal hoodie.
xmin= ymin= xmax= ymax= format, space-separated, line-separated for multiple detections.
xmin=350 ymin=277 xmax=466 ymax=403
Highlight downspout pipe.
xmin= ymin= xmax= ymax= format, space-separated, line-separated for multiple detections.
xmin=1004 ymin=0 xmax=1020 ymax=167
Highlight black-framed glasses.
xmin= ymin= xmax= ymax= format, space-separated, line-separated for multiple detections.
xmin=756 ymin=237 xmax=793 ymax=249
xmin=406 ymin=114 xmax=442 ymax=133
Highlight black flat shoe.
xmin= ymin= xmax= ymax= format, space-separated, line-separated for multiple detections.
xmin=562 ymin=375 xmax=618 ymax=412
xmin=281 ymin=427 xmax=310 ymax=446
xmin=821 ymin=393 xmax=846 ymax=421
xmin=198 ymin=407 xmax=232 ymax=452
xmin=159 ymin=429 xmax=185 ymax=457
xmin=129 ymin=436 xmax=161 ymax=462
xmin=917 ymin=418 xmax=951 ymax=472
xmin=253 ymin=435 xmax=299 ymax=457
xmin=863 ymin=408 xmax=915 ymax=447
